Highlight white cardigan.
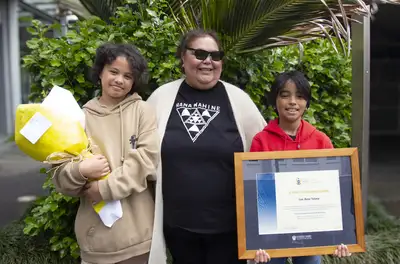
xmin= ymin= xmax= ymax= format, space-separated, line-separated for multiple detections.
xmin=146 ymin=78 xmax=267 ymax=264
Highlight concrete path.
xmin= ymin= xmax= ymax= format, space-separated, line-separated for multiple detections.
xmin=0 ymin=140 xmax=47 ymax=227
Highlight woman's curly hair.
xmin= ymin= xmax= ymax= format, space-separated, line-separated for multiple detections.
xmin=91 ymin=43 xmax=149 ymax=94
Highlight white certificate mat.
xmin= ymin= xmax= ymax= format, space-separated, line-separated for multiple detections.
xmin=257 ymin=170 xmax=343 ymax=235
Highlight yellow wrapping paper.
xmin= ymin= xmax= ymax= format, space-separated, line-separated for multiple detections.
xmin=15 ymin=101 xmax=122 ymax=227
xmin=15 ymin=104 xmax=88 ymax=161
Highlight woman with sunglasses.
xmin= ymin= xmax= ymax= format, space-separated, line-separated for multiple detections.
xmin=146 ymin=29 xmax=267 ymax=264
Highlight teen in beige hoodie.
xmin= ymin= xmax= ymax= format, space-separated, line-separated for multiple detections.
xmin=52 ymin=43 xmax=159 ymax=264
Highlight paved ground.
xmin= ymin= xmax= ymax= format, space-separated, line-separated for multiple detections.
xmin=0 ymin=135 xmax=399 ymax=228
xmin=0 ymin=140 xmax=47 ymax=227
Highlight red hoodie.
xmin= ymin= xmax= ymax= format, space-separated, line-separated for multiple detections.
xmin=250 ymin=119 xmax=333 ymax=152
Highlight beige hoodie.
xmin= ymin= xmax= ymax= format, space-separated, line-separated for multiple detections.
xmin=52 ymin=93 xmax=159 ymax=263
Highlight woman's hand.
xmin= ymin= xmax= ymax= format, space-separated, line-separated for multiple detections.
xmin=79 ymin=154 xmax=110 ymax=179
xmin=254 ymin=249 xmax=271 ymax=263
xmin=333 ymin=244 xmax=352 ymax=258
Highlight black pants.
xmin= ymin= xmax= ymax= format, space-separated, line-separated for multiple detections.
xmin=164 ymin=225 xmax=246 ymax=264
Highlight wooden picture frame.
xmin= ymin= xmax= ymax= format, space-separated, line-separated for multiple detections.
xmin=234 ymin=148 xmax=365 ymax=259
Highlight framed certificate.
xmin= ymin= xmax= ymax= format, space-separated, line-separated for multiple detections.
xmin=234 ymin=148 xmax=366 ymax=259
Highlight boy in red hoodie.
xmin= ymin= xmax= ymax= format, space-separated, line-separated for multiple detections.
xmin=250 ymin=71 xmax=351 ymax=264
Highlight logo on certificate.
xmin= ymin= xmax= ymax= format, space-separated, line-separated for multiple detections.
xmin=291 ymin=235 xmax=312 ymax=242
xmin=296 ymin=177 xmax=301 ymax=185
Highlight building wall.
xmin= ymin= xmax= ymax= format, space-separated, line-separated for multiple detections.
xmin=0 ymin=0 xmax=21 ymax=137
xmin=0 ymin=16 xmax=5 ymax=136
xmin=0 ymin=0 xmax=56 ymax=138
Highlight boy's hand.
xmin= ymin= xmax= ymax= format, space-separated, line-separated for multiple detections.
xmin=255 ymin=249 xmax=270 ymax=263
xmin=334 ymin=244 xmax=351 ymax=258
xmin=79 ymin=154 xmax=110 ymax=179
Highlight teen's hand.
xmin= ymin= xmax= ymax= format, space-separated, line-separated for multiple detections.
xmin=79 ymin=154 xmax=110 ymax=179
xmin=254 ymin=249 xmax=271 ymax=263
xmin=84 ymin=181 xmax=102 ymax=204
xmin=334 ymin=244 xmax=352 ymax=258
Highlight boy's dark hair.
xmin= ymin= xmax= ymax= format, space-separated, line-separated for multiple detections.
xmin=176 ymin=29 xmax=222 ymax=73
xmin=267 ymin=70 xmax=311 ymax=108
xmin=91 ymin=43 xmax=149 ymax=95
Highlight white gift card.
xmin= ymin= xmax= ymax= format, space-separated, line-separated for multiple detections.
xmin=19 ymin=112 xmax=52 ymax=144
xmin=97 ymin=200 xmax=123 ymax=228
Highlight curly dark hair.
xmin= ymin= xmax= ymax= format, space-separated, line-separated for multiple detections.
xmin=91 ymin=43 xmax=149 ymax=95
xmin=176 ymin=29 xmax=222 ymax=73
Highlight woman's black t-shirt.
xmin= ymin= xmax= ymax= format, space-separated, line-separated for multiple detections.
xmin=161 ymin=80 xmax=244 ymax=234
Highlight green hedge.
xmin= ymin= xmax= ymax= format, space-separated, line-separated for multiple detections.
xmin=0 ymin=221 xmax=77 ymax=264
xmin=21 ymin=0 xmax=352 ymax=261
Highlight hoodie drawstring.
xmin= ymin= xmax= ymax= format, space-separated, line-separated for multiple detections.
xmin=120 ymin=105 xmax=125 ymax=163
xmin=83 ymin=95 xmax=142 ymax=164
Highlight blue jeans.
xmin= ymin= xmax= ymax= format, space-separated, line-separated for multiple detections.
xmin=269 ymin=256 xmax=321 ymax=264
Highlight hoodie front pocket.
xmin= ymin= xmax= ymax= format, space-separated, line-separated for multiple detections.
xmin=85 ymin=193 xmax=154 ymax=253
xmin=86 ymin=223 xmax=121 ymax=253
xmin=85 ymin=202 xmax=136 ymax=252
xmin=74 ymin=201 xmax=96 ymax=252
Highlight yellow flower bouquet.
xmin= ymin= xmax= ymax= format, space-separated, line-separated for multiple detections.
xmin=14 ymin=86 xmax=122 ymax=227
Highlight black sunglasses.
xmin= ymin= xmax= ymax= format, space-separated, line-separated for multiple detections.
xmin=185 ymin=47 xmax=224 ymax=61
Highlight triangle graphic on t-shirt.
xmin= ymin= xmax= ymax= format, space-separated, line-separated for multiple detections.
xmin=191 ymin=115 xmax=201 ymax=123
xmin=176 ymin=106 xmax=220 ymax=142
xmin=188 ymin=124 xmax=200 ymax=132
xmin=201 ymin=110 xmax=211 ymax=118
xmin=181 ymin=108 xmax=191 ymax=116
